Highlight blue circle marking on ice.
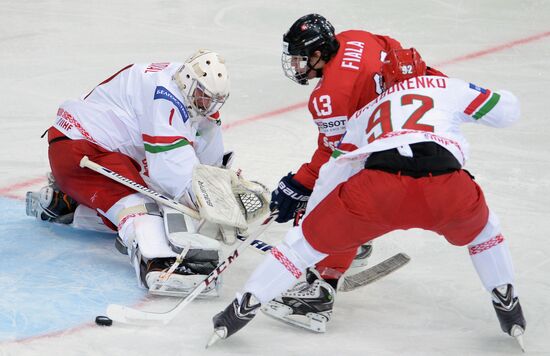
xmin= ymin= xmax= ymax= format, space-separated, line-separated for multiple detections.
xmin=0 ymin=198 xmax=146 ymax=341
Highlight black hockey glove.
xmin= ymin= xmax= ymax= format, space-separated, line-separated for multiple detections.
xmin=270 ymin=173 xmax=312 ymax=223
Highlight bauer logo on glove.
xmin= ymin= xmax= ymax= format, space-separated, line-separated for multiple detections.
xmin=270 ymin=173 xmax=312 ymax=223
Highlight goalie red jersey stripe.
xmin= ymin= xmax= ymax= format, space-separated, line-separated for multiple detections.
xmin=271 ymin=247 xmax=302 ymax=279
xmin=142 ymin=134 xmax=188 ymax=144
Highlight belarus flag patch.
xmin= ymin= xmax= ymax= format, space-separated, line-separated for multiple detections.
xmin=464 ymin=83 xmax=500 ymax=120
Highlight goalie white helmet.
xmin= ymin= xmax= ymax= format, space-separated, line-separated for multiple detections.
xmin=173 ymin=49 xmax=230 ymax=120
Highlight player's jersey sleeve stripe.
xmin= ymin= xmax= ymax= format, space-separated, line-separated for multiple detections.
xmin=472 ymin=92 xmax=501 ymax=120
xmin=464 ymin=89 xmax=491 ymax=115
xmin=144 ymin=138 xmax=191 ymax=153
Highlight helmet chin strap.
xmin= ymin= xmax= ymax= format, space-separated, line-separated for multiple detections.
xmin=305 ymin=56 xmax=323 ymax=79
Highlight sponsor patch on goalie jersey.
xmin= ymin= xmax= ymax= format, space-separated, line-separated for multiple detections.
xmin=315 ymin=116 xmax=347 ymax=136
xmin=469 ymin=83 xmax=487 ymax=94
xmin=154 ymin=86 xmax=190 ymax=123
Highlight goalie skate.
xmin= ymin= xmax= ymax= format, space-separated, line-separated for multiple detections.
xmin=26 ymin=174 xmax=77 ymax=224
xmin=147 ymin=272 xmax=220 ymax=298
xmin=144 ymin=257 xmax=221 ymax=298
xmin=261 ymin=278 xmax=335 ymax=333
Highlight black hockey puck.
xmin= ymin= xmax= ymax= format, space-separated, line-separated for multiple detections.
xmin=95 ymin=315 xmax=113 ymax=326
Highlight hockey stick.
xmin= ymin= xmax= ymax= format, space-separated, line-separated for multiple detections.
xmin=338 ymin=253 xmax=411 ymax=292
xmin=106 ymin=212 xmax=277 ymax=325
xmin=80 ymin=156 xmax=273 ymax=255
xmin=80 ymin=156 xmax=409 ymax=292
xmin=79 ymin=156 xmax=201 ymax=219
xmin=239 ymin=232 xmax=411 ymax=292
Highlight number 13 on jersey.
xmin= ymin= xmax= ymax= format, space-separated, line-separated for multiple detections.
xmin=312 ymin=95 xmax=333 ymax=117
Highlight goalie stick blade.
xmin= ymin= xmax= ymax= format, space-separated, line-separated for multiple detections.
xmin=339 ymin=253 xmax=411 ymax=292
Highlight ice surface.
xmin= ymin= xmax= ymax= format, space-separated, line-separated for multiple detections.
xmin=1 ymin=0 xmax=549 ymax=355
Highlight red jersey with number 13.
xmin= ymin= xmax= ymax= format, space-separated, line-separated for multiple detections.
xmin=293 ymin=30 xmax=403 ymax=189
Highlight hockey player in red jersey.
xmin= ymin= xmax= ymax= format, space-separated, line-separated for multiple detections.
xmin=211 ymin=48 xmax=526 ymax=350
xmin=269 ymin=13 xmax=445 ymax=318
xmin=25 ymin=50 xmax=268 ymax=297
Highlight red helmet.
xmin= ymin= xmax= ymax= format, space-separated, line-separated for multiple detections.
xmin=381 ymin=48 xmax=427 ymax=89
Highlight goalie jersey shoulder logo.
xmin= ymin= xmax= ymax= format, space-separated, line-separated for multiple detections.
xmin=154 ymin=86 xmax=190 ymax=123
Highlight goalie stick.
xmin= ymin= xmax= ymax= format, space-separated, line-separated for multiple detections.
xmin=79 ymin=156 xmax=200 ymax=219
xmin=105 ymin=212 xmax=277 ymax=325
xmin=80 ymin=156 xmax=274 ymax=256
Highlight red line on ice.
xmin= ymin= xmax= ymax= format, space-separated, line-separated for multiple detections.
xmin=1 ymin=30 xmax=548 ymax=201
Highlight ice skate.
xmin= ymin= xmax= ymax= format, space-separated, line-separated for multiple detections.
xmin=261 ymin=271 xmax=335 ymax=333
xmin=207 ymin=292 xmax=261 ymax=347
xmin=26 ymin=173 xmax=77 ymax=224
xmin=492 ymin=284 xmax=526 ymax=351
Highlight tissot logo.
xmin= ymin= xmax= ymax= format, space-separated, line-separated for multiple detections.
xmin=315 ymin=117 xmax=347 ymax=136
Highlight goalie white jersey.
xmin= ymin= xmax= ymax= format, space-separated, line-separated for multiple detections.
xmin=53 ymin=63 xmax=224 ymax=201
xmin=307 ymin=75 xmax=521 ymax=213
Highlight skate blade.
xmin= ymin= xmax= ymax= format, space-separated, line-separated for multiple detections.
xmin=510 ymin=325 xmax=525 ymax=352
xmin=25 ymin=191 xmax=40 ymax=217
xmin=261 ymin=304 xmax=328 ymax=333
xmin=205 ymin=329 xmax=225 ymax=349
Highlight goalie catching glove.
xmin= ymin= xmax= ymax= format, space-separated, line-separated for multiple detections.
xmin=192 ymin=164 xmax=271 ymax=243
xmin=270 ymin=173 xmax=312 ymax=223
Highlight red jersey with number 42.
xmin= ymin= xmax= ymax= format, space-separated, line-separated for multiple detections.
xmin=293 ymin=30 xmax=403 ymax=189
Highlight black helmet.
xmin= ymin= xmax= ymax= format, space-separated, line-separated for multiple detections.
xmin=283 ymin=14 xmax=339 ymax=61
xmin=282 ymin=14 xmax=340 ymax=85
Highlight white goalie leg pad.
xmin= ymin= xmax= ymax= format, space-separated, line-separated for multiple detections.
xmin=468 ymin=211 xmax=517 ymax=296
xmin=160 ymin=205 xmax=221 ymax=252
xmin=116 ymin=207 xmax=176 ymax=261
xmin=118 ymin=213 xmax=177 ymax=289
xmin=243 ymin=226 xmax=327 ymax=304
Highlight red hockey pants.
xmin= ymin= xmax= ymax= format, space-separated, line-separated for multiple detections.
xmin=305 ymin=169 xmax=489 ymax=274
